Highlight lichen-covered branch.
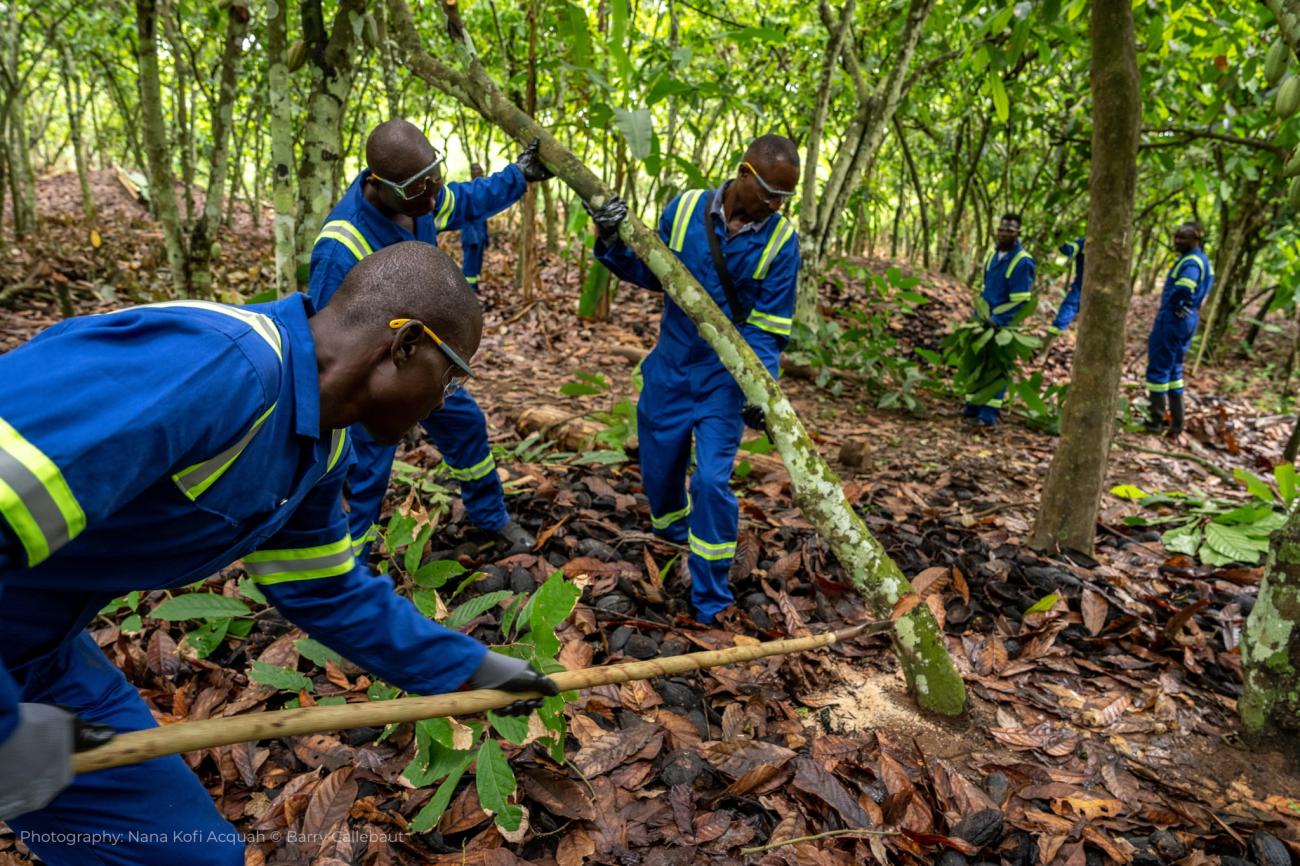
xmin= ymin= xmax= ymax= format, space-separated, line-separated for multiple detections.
xmin=1241 ymin=503 xmax=1300 ymax=735
xmin=385 ymin=0 xmax=965 ymax=716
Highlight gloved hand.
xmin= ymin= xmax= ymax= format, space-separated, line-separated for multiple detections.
xmin=741 ymin=403 xmax=767 ymax=433
xmin=514 ymin=138 xmax=554 ymax=183
xmin=1173 ymin=305 xmax=1192 ymax=320
xmin=583 ymin=196 xmax=628 ymax=245
xmin=465 ymin=652 xmax=560 ymax=716
xmin=0 ymin=704 xmax=82 ymax=821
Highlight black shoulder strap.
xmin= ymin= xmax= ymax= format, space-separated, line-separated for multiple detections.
xmin=704 ymin=191 xmax=747 ymax=326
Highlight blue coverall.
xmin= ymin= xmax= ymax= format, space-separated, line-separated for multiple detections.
xmin=1049 ymin=237 xmax=1085 ymax=334
xmin=596 ymin=186 xmax=799 ymax=623
xmin=308 ymin=166 xmax=526 ymax=556
xmin=460 ymin=215 xmax=489 ymax=290
xmin=0 ymin=296 xmax=487 ymax=865
xmin=1146 ymin=247 xmax=1214 ymax=396
xmin=963 ymin=243 xmax=1035 ymax=425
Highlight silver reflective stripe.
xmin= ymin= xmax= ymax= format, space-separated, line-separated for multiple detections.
xmin=245 ymin=549 xmax=354 ymax=582
xmin=111 ymin=301 xmax=283 ymax=361
xmin=173 ymin=403 xmax=277 ymax=501
xmin=0 ymin=447 xmax=71 ymax=559
xmin=326 ymin=428 xmax=348 ymax=473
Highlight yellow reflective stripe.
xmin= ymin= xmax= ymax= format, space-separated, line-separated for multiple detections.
xmin=753 ymin=216 xmax=795 ymax=279
xmin=669 ymin=190 xmax=705 ymax=252
xmin=747 ymin=309 xmax=793 ymax=336
xmin=651 ymin=498 xmax=691 ymax=529
xmin=173 ymin=403 xmax=277 ymax=501
xmin=1147 ymin=381 xmax=1171 ymax=393
xmin=352 ymin=524 xmax=380 ymax=555
xmin=1007 ymin=292 xmax=1032 ymax=302
xmin=326 ymin=428 xmax=348 ymax=473
xmin=245 ymin=535 xmax=355 ymax=585
xmin=1168 ymin=379 xmax=1186 ymax=390
xmin=688 ymin=531 xmax=736 ymax=561
xmin=0 ymin=417 xmax=86 ymax=566
xmin=632 ymin=357 xmax=645 ymax=393
xmin=123 ymin=301 xmax=283 ymax=361
xmin=434 ymin=187 xmax=458 ymax=230
xmin=1004 ymin=250 xmax=1030 ymax=278
xmin=316 ymin=220 xmax=374 ymax=260
xmin=1175 ymin=277 xmax=1198 ymax=289
xmin=446 ymin=453 xmax=496 ymax=482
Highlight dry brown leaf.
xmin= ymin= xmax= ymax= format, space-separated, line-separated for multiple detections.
xmin=556 ymin=827 xmax=595 ymax=866
xmin=571 ymin=724 xmax=659 ymax=777
xmin=301 ymin=767 xmax=357 ymax=847
xmin=1052 ymin=796 xmax=1123 ymax=820
xmin=951 ymin=566 xmax=970 ymax=603
xmin=891 ymin=593 xmax=923 ymax=620
xmin=911 ymin=566 xmax=950 ymax=597
xmin=519 ymin=768 xmax=596 ymax=821
xmin=767 ymin=549 xmax=802 ymax=582
xmin=146 ymin=628 xmax=180 ymax=677
xmin=1081 ymin=588 xmax=1109 ymax=636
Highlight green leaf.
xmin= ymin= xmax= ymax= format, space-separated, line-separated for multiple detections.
xmin=646 ymin=74 xmax=694 ymax=106
xmin=1024 ymin=592 xmax=1060 ymax=615
xmin=488 ymin=709 xmax=531 ymax=745
xmin=408 ymin=750 xmax=475 ymax=833
xmin=151 ymin=593 xmax=251 ymax=621
xmin=1203 ymin=522 xmax=1268 ymax=564
xmin=560 ymin=380 xmax=605 ymax=397
xmin=121 ymin=614 xmax=143 ymax=635
xmin=184 ymin=619 xmax=230 ymax=658
xmin=738 ymin=435 xmax=776 ymax=455
xmin=529 ymin=572 xmax=581 ymax=658
xmin=578 ymin=261 xmax=612 ymax=319
xmin=559 ymin=2 xmax=591 ymax=67
xmin=1109 ymin=484 xmax=1149 ymax=501
xmin=443 ymin=590 xmax=514 ymax=630
xmin=1161 ymin=522 xmax=1202 ymax=556
xmin=475 ymin=739 xmax=523 ymax=831
xmin=1234 ymin=467 xmax=1276 ymax=502
xmin=571 ymin=450 xmax=628 ymax=466
xmin=294 ymin=638 xmax=343 ymax=668
xmin=242 ymin=288 xmax=277 ymax=305
xmin=612 ymin=107 xmax=654 ymax=161
xmin=414 ymin=559 xmax=467 ymax=589
xmin=1277 ymin=463 xmax=1298 ymax=504
xmin=248 ymin=661 xmax=313 ymax=693
xmin=404 ymin=523 xmax=435 ymax=575
xmin=237 ymin=577 xmax=267 ymax=605
xmin=988 ymin=72 xmax=1009 ymax=122
xmin=413 ymin=588 xmax=443 ymax=620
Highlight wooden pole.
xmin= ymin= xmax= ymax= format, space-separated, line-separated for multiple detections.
xmin=74 ymin=622 xmax=887 ymax=774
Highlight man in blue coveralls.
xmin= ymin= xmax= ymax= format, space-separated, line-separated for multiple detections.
xmin=309 ymin=120 xmax=554 ymax=560
xmin=1038 ymin=236 xmax=1083 ymax=359
xmin=963 ymin=213 xmax=1036 ymax=426
xmin=584 ymin=134 xmax=800 ymax=625
xmin=460 ymin=162 xmax=491 ymax=290
xmin=1144 ymin=222 xmax=1214 ymax=438
xmin=0 ymin=243 xmax=557 ymax=865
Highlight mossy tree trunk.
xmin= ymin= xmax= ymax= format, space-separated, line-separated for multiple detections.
xmin=267 ymin=0 xmax=297 ymax=297
xmin=1030 ymin=0 xmax=1141 ymax=554
xmin=1241 ymin=503 xmax=1300 ymax=735
xmin=386 ymin=0 xmax=965 ymax=716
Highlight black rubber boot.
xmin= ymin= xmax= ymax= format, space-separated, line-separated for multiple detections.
xmin=1143 ymin=392 xmax=1168 ymax=433
xmin=1168 ymin=391 xmax=1185 ymax=439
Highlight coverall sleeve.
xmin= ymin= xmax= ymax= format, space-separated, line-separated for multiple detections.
xmin=433 ymin=165 xmax=527 ymax=234
xmin=0 ymin=313 xmax=272 ymax=741
xmin=254 ymin=462 xmax=488 ymax=696
xmin=307 ymin=241 xmax=360 ymax=310
xmin=740 ymin=239 xmax=800 ymax=378
xmin=592 ymin=196 xmax=679 ymax=292
xmin=991 ymin=257 xmax=1035 ymax=327
xmin=1171 ymin=258 xmax=1203 ymax=310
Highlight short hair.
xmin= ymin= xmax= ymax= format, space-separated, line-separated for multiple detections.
xmin=1178 ymin=221 xmax=1204 ymax=242
xmin=1000 ymin=213 xmax=1022 ymax=228
xmin=329 ymin=241 xmax=481 ymax=353
xmin=745 ymin=134 xmax=799 ymax=170
xmin=365 ymin=119 xmax=437 ymax=182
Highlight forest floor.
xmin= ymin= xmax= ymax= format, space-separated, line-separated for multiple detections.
xmin=0 ymin=171 xmax=1298 ymax=866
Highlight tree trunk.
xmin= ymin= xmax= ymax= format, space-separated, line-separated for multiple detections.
xmin=895 ymin=117 xmax=930 ymax=269
xmin=3 ymin=7 xmax=34 ymax=239
xmin=1030 ymin=0 xmax=1141 ymax=555
xmin=59 ymin=44 xmax=95 ymax=224
xmin=135 ymin=0 xmax=190 ymax=296
xmin=514 ymin=0 xmax=540 ymax=301
xmin=189 ymin=3 xmax=248 ymax=298
xmin=1241 ymin=494 xmax=1300 ymax=735
xmin=161 ymin=3 xmax=195 ymax=227
xmin=268 ymin=0 xmax=297 ymax=296
xmin=939 ymin=116 xmax=991 ymax=276
xmin=386 ymin=0 xmax=965 ymax=716
xmin=295 ymin=0 xmax=365 ymax=279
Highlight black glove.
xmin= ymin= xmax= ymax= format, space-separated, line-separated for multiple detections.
xmin=1174 ymin=305 xmax=1192 ymax=320
xmin=741 ymin=403 xmax=767 ymax=433
xmin=583 ymin=196 xmax=628 ymax=245
xmin=465 ymin=652 xmax=560 ymax=716
xmin=0 ymin=704 xmax=80 ymax=821
xmin=514 ymin=138 xmax=554 ymax=183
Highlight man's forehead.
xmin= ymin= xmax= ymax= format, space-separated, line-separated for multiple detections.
xmin=999 ymin=220 xmax=1020 ymax=230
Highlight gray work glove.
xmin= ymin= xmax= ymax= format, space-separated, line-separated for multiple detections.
xmin=514 ymin=138 xmax=554 ymax=183
xmin=465 ymin=652 xmax=560 ymax=716
xmin=0 ymin=704 xmax=77 ymax=820
xmin=583 ymin=196 xmax=628 ymax=245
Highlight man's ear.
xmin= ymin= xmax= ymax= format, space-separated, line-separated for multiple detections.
xmin=390 ymin=321 xmax=424 ymax=369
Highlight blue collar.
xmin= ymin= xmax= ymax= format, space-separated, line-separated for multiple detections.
xmin=709 ymin=182 xmax=773 ymax=238
xmin=344 ymin=170 xmax=438 ymax=246
xmin=271 ymin=293 xmax=324 ymax=439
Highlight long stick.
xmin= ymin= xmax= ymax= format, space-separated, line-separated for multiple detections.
xmin=74 ymin=622 xmax=886 ymax=774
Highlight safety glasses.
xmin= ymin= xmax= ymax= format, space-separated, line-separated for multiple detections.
xmin=741 ymin=160 xmax=796 ymax=204
xmin=372 ymin=153 xmax=447 ymax=201
xmin=389 ymin=318 xmax=474 ymax=397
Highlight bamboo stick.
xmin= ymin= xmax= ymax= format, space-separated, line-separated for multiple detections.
xmin=74 ymin=622 xmax=887 ymax=774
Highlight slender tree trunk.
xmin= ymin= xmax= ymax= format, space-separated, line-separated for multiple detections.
xmin=59 ymin=44 xmax=95 ymax=224
xmin=386 ymin=0 xmax=965 ymax=716
xmin=1241 ymin=490 xmax=1300 ymax=736
xmin=894 ymin=117 xmax=929 ymax=268
xmin=295 ymin=0 xmax=365 ymax=278
xmin=377 ymin=1 xmax=402 ymax=118
xmin=4 ymin=9 xmax=33 ymax=239
xmin=268 ymin=0 xmax=297 ymax=295
xmin=189 ymin=3 xmax=248 ymax=298
xmin=136 ymin=0 xmax=190 ymax=296
xmin=940 ymin=116 xmax=991 ymax=276
xmin=1030 ymin=0 xmax=1141 ymax=554
xmin=161 ymin=4 xmax=195 ymax=227
xmin=514 ymin=0 xmax=539 ymax=301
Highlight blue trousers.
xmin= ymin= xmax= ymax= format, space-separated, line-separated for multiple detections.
xmin=347 ymin=388 xmax=507 ymax=560
xmin=462 ymin=242 xmax=485 ymax=290
xmin=963 ymin=387 xmax=1007 ymax=425
xmin=637 ymin=357 xmax=742 ymax=623
xmin=1146 ymin=313 xmax=1196 ymax=395
xmin=7 ymin=633 xmax=244 ymax=865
